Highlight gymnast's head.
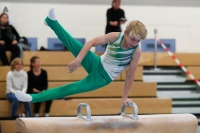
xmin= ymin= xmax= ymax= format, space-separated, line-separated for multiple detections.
xmin=124 ymin=20 xmax=148 ymax=48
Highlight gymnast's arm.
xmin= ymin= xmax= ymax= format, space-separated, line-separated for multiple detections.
xmin=68 ymin=32 xmax=119 ymax=73
xmin=122 ymin=48 xmax=141 ymax=106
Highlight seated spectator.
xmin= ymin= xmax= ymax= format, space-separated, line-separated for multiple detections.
xmin=0 ymin=13 xmax=20 ymax=66
xmin=6 ymin=58 xmax=32 ymax=119
xmin=27 ymin=56 xmax=52 ymax=117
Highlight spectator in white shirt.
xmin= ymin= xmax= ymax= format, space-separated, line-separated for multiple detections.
xmin=6 ymin=57 xmax=32 ymax=119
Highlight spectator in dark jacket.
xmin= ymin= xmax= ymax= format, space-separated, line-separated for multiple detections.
xmin=105 ymin=0 xmax=126 ymax=34
xmin=0 ymin=13 xmax=20 ymax=66
xmin=27 ymin=56 xmax=52 ymax=117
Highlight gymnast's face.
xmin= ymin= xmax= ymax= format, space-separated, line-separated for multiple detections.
xmin=124 ymin=30 xmax=140 ymax=48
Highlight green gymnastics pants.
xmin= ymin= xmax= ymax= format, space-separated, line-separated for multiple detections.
xmin=30 ymin=17 xmax=112 ymax=103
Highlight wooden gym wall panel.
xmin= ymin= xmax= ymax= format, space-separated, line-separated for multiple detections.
xmin=121 ymin=67 xmax=143 ymax=80
xmin=1 ymin=121 xmax=16 ymax=133
xmin=187 ymin=67 xmax=200 ymax=80
xmin=0 ymin=101 xmax=51 ymax=117
xmin=49 ymin=98 xmax=172 ymax=116
xmin=23 ymin=51 xmax=75 ymax=66
xmin=0 ymin=66 xmax=143 ymax=81
xmin=139 ymin=53 xmax=200 ymax=66
xmin=0 ymin=98 xmax=171 ymax=117
xmin=0 ymin=81 xmax=156 ymax=99
xmin=23 ymin=51 xmax=110 ymax=66
xmin=2 ymin=52 xmax=200 ymax=66
xmin=48 ymin=81 xmax=157 ymax=98
xmin=0 ymin=66 xmax=88 ymax=81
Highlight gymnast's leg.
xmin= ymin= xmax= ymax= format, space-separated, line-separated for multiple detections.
xmin=45 ymin=6 xmax=100 ymax=73
xmin=15 ymin=70 xmax=111 ymax=103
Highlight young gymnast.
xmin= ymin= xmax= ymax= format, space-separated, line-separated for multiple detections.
xmin=15 ymin=6 xmax=147 ymax=106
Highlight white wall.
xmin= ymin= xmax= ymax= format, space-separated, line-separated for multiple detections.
xmin=1 ymin=2 xmax=200 ymax=53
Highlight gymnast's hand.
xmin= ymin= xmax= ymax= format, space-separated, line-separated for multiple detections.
xmin=122 ymin=97 xmax=132 ymax=106
xmin=68 ymin=58 xmax=81 ymax=73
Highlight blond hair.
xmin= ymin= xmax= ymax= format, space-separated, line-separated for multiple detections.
xmin=11 ymin=58 xmax=23 ymax=71
xmin=126 ymin=20 xmax=147 ymax=40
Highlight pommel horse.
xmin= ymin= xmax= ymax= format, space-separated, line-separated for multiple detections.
xmin=16 ymin=102 xmax=198 ymax=133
